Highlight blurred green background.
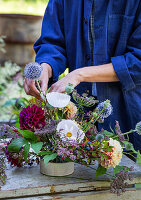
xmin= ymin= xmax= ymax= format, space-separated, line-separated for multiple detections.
xmin=0 ymin=0 xmax=68 ymax=122
xmin=0 ymin=0 xmax=48 ymax=15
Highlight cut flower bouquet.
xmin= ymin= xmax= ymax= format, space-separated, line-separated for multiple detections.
xmin=1 ymin=62 xmax=141 ymax=195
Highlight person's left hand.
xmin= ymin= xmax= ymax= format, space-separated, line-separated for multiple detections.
xmin=50 ymin=69 xmax=81 ymax=93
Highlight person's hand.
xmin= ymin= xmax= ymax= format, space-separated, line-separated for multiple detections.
xmin=23 ymin=63 xmax=52 ymax=100
xmin=50 ymin=69 xmax=81 ymax=93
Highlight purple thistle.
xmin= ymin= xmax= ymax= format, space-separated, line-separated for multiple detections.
xmin=24 ymin=62 xmax=43 ymax=80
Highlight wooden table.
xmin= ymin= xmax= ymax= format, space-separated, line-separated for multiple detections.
xmin=1 ymin=155 xmax=141 ymax=200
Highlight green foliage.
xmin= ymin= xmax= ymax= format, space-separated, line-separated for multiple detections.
xmin=113 ymin=166 xmax=125 ymax=175
xmin=38 ymin=151 xmax=52 ymax=156
xmin=0 ymin=0 xmax=48 ymax=15
xmin=19 ymin=130 xmax=37 ymax=142
xmin=31 ymin=142 xmax=43 ymax=154
xmin=122 ymin=141 xmax=135 ymax=152
xmin=7 ymin=138 xmax=27 ymax=153
xmin=0 ymin=36 xmax=6 ymax=53
xmin=137 ymin=151 xmax=141 ymax=165
xmin=0 ymin=61 xmax=21 ymax=93
xmin=43 ymin=153 xmax=58 ymax=165
xmin=103 ymin=130 xmax=115 ymax=137
xmin=24 ymin=143 xmax=30 ymax=162
xmin=96 ymin=165 xmax=107 ymax=177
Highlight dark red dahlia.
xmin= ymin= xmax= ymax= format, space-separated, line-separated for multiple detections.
xmin=19 ymin=104 xmax=45 ymax=131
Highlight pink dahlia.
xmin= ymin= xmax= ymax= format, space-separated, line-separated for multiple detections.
xmin=19 ymin=104 xmax=45 ymax=131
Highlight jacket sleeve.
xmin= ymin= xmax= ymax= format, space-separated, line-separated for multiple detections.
xmin=33 ymin=0 xmax=67 ymax=81
xmin=111 ymin=2 xmax=141 ymax=91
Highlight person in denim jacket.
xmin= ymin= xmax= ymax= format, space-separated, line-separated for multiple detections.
xmin=24 ymin=0 xmax=141 ymax=150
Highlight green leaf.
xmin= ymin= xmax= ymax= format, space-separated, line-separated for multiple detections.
xmin=64 ymin=157 xmax=73 ymax=162
xmin=7 ymin=138 xmax=26 ymax=153
xmin=122 ymin=141 xmax=135 ymax=152
xmin=43 ymin=153 xmax=58 ymax=166
xmin=113 ymin=166 xmax=125 ymax=175
xmin=31 ymin=142 xmax=43 ymax=154
xmin=19 ymin=130 xmax=37 ymax=141
xmin=38 ymin=151 xmax=52 ymax=156
xmin=15 ymin=122 xmax=20 ymax=129
xmin=103 ymin=130 xmax=115 ymax=137
xmin=24 ymin=143 xmax=30 ymax=162
xmin=137 ymin=151 xmax=141 ymax=165
xmin=96 ymin=165 xmax=107 ymax=177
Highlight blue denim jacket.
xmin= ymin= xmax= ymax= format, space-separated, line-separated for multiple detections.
xmin=34 ymin=0 xmax=141 ymax=150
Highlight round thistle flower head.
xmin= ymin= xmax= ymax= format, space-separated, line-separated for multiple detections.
xmin=135 ymin=121 xmax=141 ymax=135
xmin=65 ymin=83 xmax=74 ymax=94
xmin=96 ymin=100 xmax=113 ymax=118
xmin=24 ymin=62 xmax=43 ymax=80
xmin=95 ymin=134 xmax=104 ymax=142
xmin=19 ymin=104 xmax=45 ymax=131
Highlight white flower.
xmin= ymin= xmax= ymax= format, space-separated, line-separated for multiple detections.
xmin=99 ymin=138 xmax=123 ymax=169
xmin=57 ymin=120 xmax=85 ymax=142
xmin=46 ymin=92 xmax=71 ymax=108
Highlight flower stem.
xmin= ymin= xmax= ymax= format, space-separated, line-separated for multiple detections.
xmin=123 ymin=152 xmax=137 ymax=160
xmin=112 ymin=130 xmax=136 ymax=139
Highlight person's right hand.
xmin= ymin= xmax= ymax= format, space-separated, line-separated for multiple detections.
xmin=23 ymin=63 xmax=52 ymax=100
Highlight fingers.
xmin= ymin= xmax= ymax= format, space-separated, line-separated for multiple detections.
xmin=50 ymin=83 xmax=65 ymax=93
xmin=40 ymin=78 xmax=48 ymax=95
xmin=23 ymin=78 xmax=41 ymax=100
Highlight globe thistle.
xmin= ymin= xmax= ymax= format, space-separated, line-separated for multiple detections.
xmin=135 ymin=121 xmax=141 ymax=135
xmin=96 ymin=100 xmax=113 ymax=118
xmin=24 ymin=62 xmax=43 ymax=80
xmin=95 ymin=134 xmax=104 ymax=142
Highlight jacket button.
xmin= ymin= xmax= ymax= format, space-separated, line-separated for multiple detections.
xmin=84 ymin=18 xmax=88 ymax=24
xmin=86 ymin=54 xmax=90 ymax=60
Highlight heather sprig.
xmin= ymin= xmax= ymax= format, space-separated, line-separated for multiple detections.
xmin=111 ymin=166 xmax=134 ymax=196
xmin=0 ymin=125 xmax=21 ymax=139
xmin=112 ymin=121 xmax=141 ymax=140
xmin=0 ymin=148 xmax=6 ymax=187
xmin=115 ymin=121 xmax=127 ymax=142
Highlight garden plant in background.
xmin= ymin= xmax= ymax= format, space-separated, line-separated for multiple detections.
xmin=0 ymin=35 xmax=6 ymax=53
xmin=0 ymin=63 xmax=141 ymax=196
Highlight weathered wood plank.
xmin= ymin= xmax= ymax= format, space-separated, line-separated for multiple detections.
xmin=1 ymin=155 xmax=141 ymax=199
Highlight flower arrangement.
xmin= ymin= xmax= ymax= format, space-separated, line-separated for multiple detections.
xmin=1 ymin=62 xmax=141 ymax=196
